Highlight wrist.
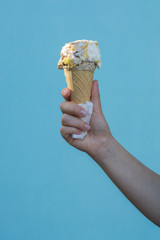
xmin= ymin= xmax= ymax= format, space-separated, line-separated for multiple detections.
xmin=89 ymin=134 xmax=116 ymax=164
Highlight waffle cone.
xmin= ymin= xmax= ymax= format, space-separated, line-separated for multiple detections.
xmin=64 ymin=69 xmax=94 ymax=104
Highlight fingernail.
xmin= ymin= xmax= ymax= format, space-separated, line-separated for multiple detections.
xmin=80 ymin=109 xmax=87 ymax=117
xmin=84 ymin=123 xmax=90 ymax=130
xmin=63 ymin=89 xmax=68 ymax=95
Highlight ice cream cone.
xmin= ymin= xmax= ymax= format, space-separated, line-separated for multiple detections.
xmin=64 ymin=69 xmax=94 ymax=104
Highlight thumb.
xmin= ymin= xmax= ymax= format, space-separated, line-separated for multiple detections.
xmin=90 ymin=80 xmax=102 ymax=115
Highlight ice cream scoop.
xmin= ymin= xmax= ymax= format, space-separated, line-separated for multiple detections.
xmin=58 ymin=40 xmax=101 ymax=71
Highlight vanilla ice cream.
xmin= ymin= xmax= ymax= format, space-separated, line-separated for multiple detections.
xmin=58 ymin=40 xmax=101 ymax=71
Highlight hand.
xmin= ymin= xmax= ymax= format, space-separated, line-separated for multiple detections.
xmin=60 ymin=80 xmax=113 ymax=161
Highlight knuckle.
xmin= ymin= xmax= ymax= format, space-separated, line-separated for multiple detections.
xmin=61 ymin=114 xmax=67 ymax=125
xmin=60 ymin=101 xmax=65 ymax=111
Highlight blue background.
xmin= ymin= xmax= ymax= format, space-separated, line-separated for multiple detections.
xmin=0 ymin=0 xmax=160 ymax=239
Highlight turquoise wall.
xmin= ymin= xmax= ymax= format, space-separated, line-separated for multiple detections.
xmin=0 ymin=0 xmax=160 ymax=239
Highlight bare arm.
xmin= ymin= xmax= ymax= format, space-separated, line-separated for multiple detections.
xmin=94 ymin=136 xmax=160 ymax=227
xmin=60 ymin=80 xmax=160 ymax=227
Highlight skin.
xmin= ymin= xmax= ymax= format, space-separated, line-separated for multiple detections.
xmin=60 ymin=80 xmax=160 ymax=227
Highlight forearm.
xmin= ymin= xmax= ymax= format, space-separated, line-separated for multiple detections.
xmin=94 ymin=136 xmax=160 ymax=227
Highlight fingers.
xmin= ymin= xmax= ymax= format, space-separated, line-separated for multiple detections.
xmin=60 ymin=101 xmax=87 ymax=117
xmin=60 ymin=89 xmax=87 ymax=117
xmin=61 ymin=88 xmax=71 ymax=101
xmin=60 ymin=88 xmax=90 ymax=142
xmin=60 ymin=126 xmax=82 ymax=139
xmin=61 ymin=114 xmax=90 ymax=132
